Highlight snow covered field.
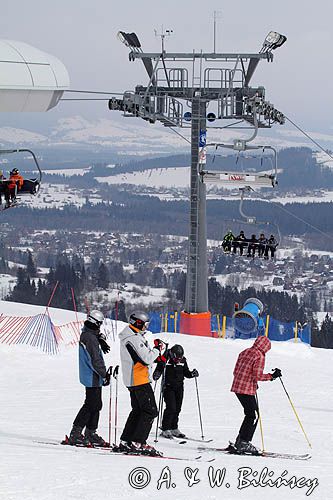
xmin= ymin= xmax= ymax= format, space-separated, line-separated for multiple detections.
xmin=0 ymin=302 xmax=332 ymax=500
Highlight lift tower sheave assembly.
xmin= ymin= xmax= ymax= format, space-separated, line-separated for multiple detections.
xmin=113 ymin=30 xmax=286 ymax=336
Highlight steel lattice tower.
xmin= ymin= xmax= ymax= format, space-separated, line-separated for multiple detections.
xmin=110 ymin=30 xmax=286 ymax=335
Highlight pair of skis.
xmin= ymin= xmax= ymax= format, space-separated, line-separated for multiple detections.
xmin=35 ymin=438 xmax=311 ymax=462
xmin=35 ymin=439 xmax=214 ymax=462
xmin=197 ymin=443 xmax=311 ymax=461
xmin=166 ymin=435 xmax=213 ymax=445
xmin=163 ymin=435 xmax=311 ymax=461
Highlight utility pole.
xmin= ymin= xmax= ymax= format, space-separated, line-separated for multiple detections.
xmin=110 ymin=30 xmax=286 ymax=336
xmin=213 ymin=10 xmax=222 ymax=53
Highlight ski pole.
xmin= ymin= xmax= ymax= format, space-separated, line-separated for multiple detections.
xmin=154 ymin=374 xmax=165 ymax=443
xmin=154 ymin=342 xmax=168 ymax=443
xmin=107 ymin=366 xmax=113 ymax=445
xmin=194 ymin=377 xmax=205 ymax=440
xmin=113 ymin=365 xmax=119 ymax=445
xmin=279 ymin=377 xmax=312 ymax=448
xmin=255 ymin=393 xmax=265 ymax=452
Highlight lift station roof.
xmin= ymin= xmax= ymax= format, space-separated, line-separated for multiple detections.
xmin=0 ymin=39 xmax=69 ymax=112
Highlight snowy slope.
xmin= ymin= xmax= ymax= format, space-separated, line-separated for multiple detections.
xmin=0 ymin=301 xmax=332 ymax=500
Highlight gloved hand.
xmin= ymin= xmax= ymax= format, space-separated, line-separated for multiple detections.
xmin=113 ymin=365 xmax=119 ymax=378
xmin=191 ymin=369 xmax=199 ymax=378
xmin=153 ymin=369 xmax=162 ymax=381
xmin=271 ymin=368 xmax=282 ymax=380
xmin=103 ymin=366 xmax=112 ymax=386
xmin=153 ymin=338 xmax=164 ymax=352
xmin=156 ymin=354 xmax=167 ymax=363
xmin=98 ymin=333 xmax=110 ymax=354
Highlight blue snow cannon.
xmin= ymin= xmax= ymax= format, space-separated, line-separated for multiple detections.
xmin=233 ymin=298 xmax=264 ymax=334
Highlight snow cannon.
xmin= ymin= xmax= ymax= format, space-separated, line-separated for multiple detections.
xmin=233 ymin=298 xmax=264 ymax=334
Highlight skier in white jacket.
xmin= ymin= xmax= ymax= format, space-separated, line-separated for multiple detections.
xmin=118 ymin=311 xmax=164 ymax=456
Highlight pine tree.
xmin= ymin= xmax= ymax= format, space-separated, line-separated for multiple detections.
xmin=97 ymin=262 xmax=110 ymax=289
xmin=320 ymin=313 xmax=333 ymax=348
xmin=151 ymin=267 xmax=166 ymax=287
xmin=6 ymin=268 xmax=36 ymax=304
xmin=26 ymin=250 xmax=37 ymax=277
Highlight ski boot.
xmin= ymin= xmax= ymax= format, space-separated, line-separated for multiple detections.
xmin=132 ymin=442 xmax=163 ymax=457
xmin=65 ymin=426 xmax=90 ymax=446
xmin=171 ymin=428 xmax=186 ymax=438
xmin=114 ymin=440 xmax=135 ymax=453
xmin=234 ymin=438 xmax=260 ymax=456
xmin=84 ymin=428 xmax=109 ymax=447
xmin=160 ymin=429 xmax=174 ymax=439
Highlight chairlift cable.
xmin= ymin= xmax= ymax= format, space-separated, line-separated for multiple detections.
xmin=65 ymin=89 xmax=124 ymax=95
xmin=285 ymin=115 xmax=333 ymax=162
xmin=252 ymin=188 xmax=333 ymax=243
xmin=60 ymin=89 xmax=124 ymax=101
xmin=61 ymin=98 xmax=111 ymax=101
xmin=164 ymin=127 xmax=191 ymax=145
xmin=273 ymin=202 xmax=333 ymax=243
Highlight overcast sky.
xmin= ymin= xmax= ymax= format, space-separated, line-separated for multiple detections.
xmin=1 ymin=0 xmax=333 ymax=144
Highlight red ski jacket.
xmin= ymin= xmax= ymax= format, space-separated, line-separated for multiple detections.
xmin=8 ymin=173 xmax=24 ymax=190
xmin=231 ymin=336 xmax=273 ymax=395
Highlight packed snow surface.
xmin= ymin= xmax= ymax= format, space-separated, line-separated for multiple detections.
xmin=0 ymin=301 xmax=332 ymax=500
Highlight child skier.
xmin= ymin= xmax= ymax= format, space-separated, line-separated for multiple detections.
xmin=66 ymin=309 xmax=111 ymax=447
xmin=154 ymin=344 xmax=199 ymax=439
xmin=230 ymin=335 xmax=281 ymax=454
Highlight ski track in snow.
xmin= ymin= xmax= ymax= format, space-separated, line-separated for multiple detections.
xmin=0 ymin=302 xmax=332 ymax=500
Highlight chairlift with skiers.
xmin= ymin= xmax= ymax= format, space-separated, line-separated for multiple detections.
xmin=201 ymin=138 xmax=281 ymax=259
xmin=221 ymin=186 xmax=281 ymax=259
xmin=0 ymin=149 xmax=42 ymax=210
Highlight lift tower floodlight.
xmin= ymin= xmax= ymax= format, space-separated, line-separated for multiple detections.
xmin=112 ymin=29 xmax=286 ymax=336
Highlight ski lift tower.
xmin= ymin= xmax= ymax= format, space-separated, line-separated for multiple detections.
xmin=111 ymin=30 xmax=286 ymax=336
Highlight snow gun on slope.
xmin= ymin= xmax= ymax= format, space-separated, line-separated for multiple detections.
xmin=233 ymin=298 xmax=264 ymax=335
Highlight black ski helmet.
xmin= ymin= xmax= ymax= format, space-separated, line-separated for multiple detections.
xmin=170 ymin=344 xmax=184 ymax=359
xmin=129 ymin=310 xmax=149 ymax=331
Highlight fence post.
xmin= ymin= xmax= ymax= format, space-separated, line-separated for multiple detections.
xmin=265 ymin=315 xmax=270 ymax=337
xmin=217 ymin=314 xmax=221 ymax=338
xmin=222 ymin=315 xmax=227 ymax=338
xmin=174 ymin=311 xmax=178 ymax=333
xmin=294 ymin=321 xmax=298 ymax=343
xmin=164 ymin=313 xmax=168 ymax=332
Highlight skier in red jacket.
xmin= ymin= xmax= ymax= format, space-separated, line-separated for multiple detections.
xmin=230 ymin=335 xmax=281 ymax=454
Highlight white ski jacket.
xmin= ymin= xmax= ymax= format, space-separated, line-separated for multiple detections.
xmin=119 ymin=325 xmax=159 ymax=388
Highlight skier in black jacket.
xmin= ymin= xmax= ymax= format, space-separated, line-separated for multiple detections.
xmin=153 ymin=344 xmax=199 ymax=439
xmin=66 ymin=310 xmax=111 ymax=447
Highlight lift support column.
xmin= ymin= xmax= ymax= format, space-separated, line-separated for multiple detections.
xmin=180 ymin=94 xmax=211 ymax=336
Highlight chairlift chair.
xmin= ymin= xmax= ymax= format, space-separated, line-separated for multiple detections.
xmin=219 ymin=187 xmax=281 ymax=259
xmin=0 ymin=148 xmax=42 ymax=209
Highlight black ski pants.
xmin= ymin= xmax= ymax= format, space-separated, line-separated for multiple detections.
xmin=120 ymin=383 xmax=158 ymax=444
xmin=162 ymin=385 xmax=184 ymax=430
xmin=73 ymin=386 xmax=103 ymax=431
xmin=236 ymin=393 xmax=259 ymax=442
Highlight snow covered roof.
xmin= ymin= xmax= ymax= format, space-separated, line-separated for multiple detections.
xmin=0 ymin=39 xmax=69 ymax=112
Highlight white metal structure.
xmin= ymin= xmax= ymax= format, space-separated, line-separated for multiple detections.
xmin=0 ymin=39 xmax=69 ymax=112
xmin=200 ymin=170 xmax=276 ymax=188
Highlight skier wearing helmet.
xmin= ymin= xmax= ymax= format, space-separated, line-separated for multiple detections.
xmin=66 ymin=309 xmax=111 ymax=447
xmin=222 ymin=229 xmax=235 ymax=253
xmin=230 ymin=336 xmax=281 ymax=455
xmin=233 ymin=230 xmax=247 ymax=255
xmin=118 ymin=311 xmax=164 ymax=456
xmin=153 ymin=344 xmax=199 ymax=439
xmin=6 ymin=168 xmax=24 ymax=207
